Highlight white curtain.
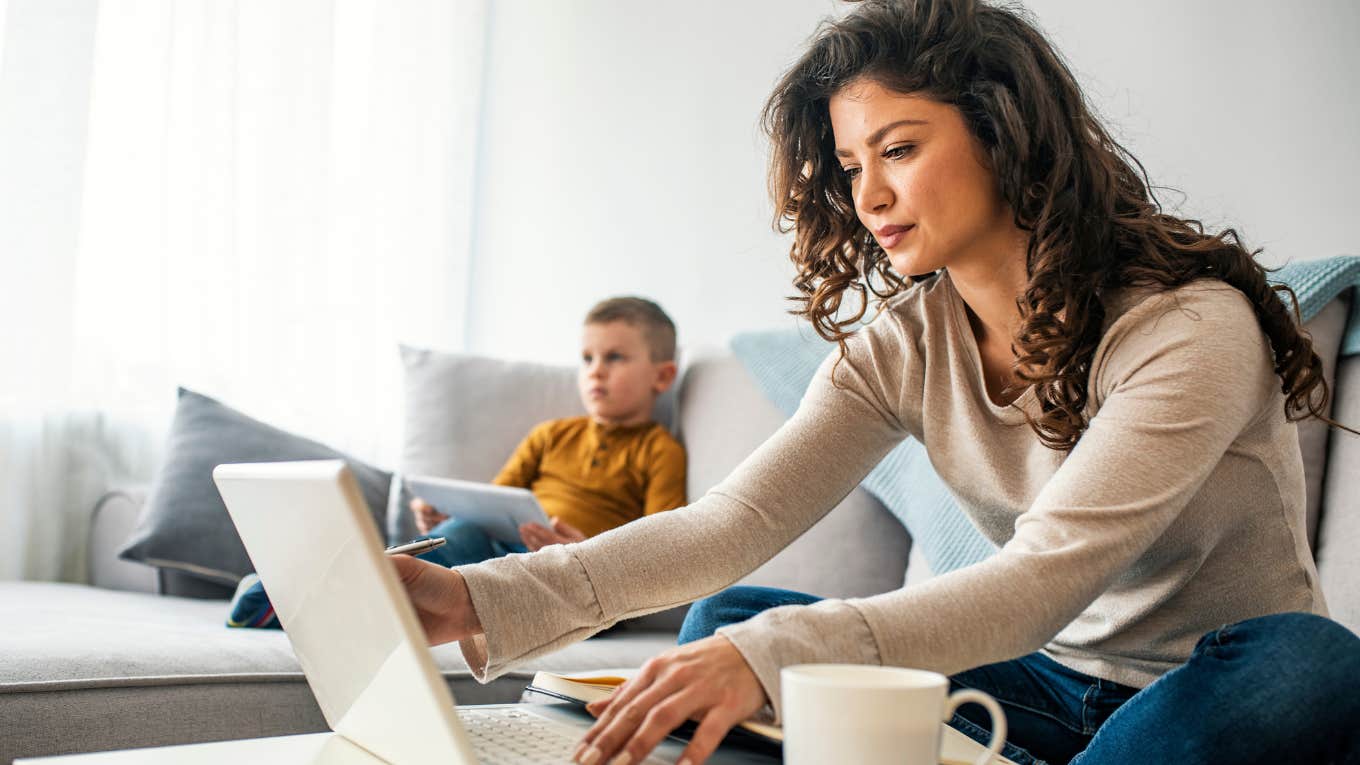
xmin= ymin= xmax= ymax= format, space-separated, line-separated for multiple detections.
xmin=0 ymin=0 xmax=8 ymax=75
xmin=0 ymin=0 xmax=487 ymax=582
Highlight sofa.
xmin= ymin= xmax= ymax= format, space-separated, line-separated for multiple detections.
xmin=3 ymin=290 xmax=1357 ymax=764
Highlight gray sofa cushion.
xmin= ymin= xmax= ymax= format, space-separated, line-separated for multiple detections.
xmin=1318 ymin=349 xmax=1360 ymax=636
xmin=1298 ymin=293 xmax=1351 ymax=548
xmin=0 ymin=582 xmax=676 ymax=764
xmin=396 ymin=347 xmax=590 ymax=542
xmin=117 ymin=389 xmax=393 ymax=587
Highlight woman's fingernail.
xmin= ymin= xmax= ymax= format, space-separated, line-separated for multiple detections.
xmin=572 ymin=741 xmax=587 ymax=761
xmin=678 ymin=759 xmax=692 ymax=765
xmin=579 ymin=745 xmax=603 ymax=765
xmin=608 ymin=754 xmax=632 ymax=765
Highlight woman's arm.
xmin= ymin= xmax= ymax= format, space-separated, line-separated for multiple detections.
xmin=454 ymin=322 xmax=915 ymax=679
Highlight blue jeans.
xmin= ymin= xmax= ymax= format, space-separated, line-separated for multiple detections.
xmin=679 ymin=586 xmax=1360 ymax=765
xmin=414 ymin=518 xmax=527 ymax=568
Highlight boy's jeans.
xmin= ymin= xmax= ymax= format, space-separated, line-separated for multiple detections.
xmin=413 ymin=518 xmax=527 ymax=568
xmin=679 ymin=586 xmax=1360 ymax=765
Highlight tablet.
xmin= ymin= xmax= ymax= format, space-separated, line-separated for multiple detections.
xmin=403 ymin=474 xmax=550 ymax=546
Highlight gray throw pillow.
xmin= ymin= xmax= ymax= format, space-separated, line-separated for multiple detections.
xmin=118 ymin=388 xmax=392 ymax=585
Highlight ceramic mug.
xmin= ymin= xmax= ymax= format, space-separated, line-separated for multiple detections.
xmin=781 ymin=664 xmax=1007 ymax=765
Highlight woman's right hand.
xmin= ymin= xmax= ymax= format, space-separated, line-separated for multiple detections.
xmin=388 ymin=554 xmax=483 ymax=645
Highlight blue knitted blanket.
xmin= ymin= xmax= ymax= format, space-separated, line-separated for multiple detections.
xmin=1269 ymin=256 xmax=1360 ymax=355
xmin=730 ymin=256 xmax=1360 ymax=577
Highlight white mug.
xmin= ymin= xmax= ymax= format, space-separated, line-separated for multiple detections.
xmin=781 ymin=664 xmax=1007 ymax=765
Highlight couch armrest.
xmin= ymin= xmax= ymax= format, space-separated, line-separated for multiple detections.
xmin=87 ymin=488 xmax=158 ymax=594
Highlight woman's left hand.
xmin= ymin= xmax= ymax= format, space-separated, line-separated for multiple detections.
xmin=572 ymin=634 xmax=767 ymax=765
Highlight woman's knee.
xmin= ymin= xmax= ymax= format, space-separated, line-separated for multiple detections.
xmin=1191 ymin=612 xmax=1360 ymax=693
xmin=1200 ymin=612 xmax=1360 ymax=749
xmin=1080 ymin=614 xmax=1360 ymax=764
xmin=1211 ymin=612 xmax=1360 ymax=667
xmin=679 ymin=588 xmax=758 ymax=644
xmin=678 ymin=586 xmax=821 ymax=645
xmin=1250 ymin=613 xmax=1360 ymax=693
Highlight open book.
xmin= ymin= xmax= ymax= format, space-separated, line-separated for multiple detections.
xmin=525 ymin=670 xmax=1018 ymax=765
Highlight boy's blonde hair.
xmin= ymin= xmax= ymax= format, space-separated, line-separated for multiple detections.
xmin=585 ymin=297 xmax=677 ymax=362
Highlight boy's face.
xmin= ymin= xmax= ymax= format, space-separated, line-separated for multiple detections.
xmin=578 ymin=320 xmax=677 ymax=426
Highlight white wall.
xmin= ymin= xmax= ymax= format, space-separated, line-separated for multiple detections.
xmin=1024 ymin=0 xmax=1360 ymax=266
xmin=464 ymin=0 xmax=1360 ymax=363
xmin=6 ymin=1 xmax=1357 ymax=369
xmin=464 ymin=0 xmax=842 ymax=363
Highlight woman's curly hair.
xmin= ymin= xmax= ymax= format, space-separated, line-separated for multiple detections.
xmin=764 ymin=0 xmax=1345 ymax=450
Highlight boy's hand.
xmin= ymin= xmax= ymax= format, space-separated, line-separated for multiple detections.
xmin=409 ymin=496 xmax=449 ymax=536
xmin=519 ymin=518 xmax=587 ymax=551
xmin=388 ymin=554 xmax=482 ymax=645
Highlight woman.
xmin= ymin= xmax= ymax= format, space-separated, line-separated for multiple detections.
xmin=392 ymin=1 xmax=1360 ymax=763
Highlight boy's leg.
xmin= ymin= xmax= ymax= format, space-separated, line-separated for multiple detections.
xmin=493 ymin=540 xmax=529 ymax=556
xmin=1071 ymin=612 xmax=1360 ymax=765
xmin=415 ymin=518 xmax=504 ymax=567
xmin=225 ymin=573 xmax=280 ymax=629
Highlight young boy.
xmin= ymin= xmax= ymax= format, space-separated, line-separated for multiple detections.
xmin=408 ymin=295 xmax=686 ymax=565
xmin=227 ymin=296 xmax=686 ymax=628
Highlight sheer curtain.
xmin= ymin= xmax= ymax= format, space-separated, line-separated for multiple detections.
xmin=0 ymin=0 xmax=487 ymax=581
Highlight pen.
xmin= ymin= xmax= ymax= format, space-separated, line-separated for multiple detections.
xmin=384 ymin=538 xmax=447 ymax=556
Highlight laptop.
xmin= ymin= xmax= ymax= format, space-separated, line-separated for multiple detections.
xmin=196 ymin=459 xmax=775 ymax=765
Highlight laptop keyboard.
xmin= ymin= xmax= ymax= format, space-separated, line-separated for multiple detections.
xmin=458 ymin=707 xmax=671 ymax=764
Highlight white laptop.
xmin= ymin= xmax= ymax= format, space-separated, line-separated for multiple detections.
xmin=14 ymin=460 xmax=776 ymax=765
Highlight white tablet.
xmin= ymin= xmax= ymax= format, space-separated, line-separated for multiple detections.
xmin=404 ymin=474 xmax=550 ymax=546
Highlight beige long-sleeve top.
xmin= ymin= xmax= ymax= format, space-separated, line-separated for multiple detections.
xmin=455 ymin=272 xmax=1326 ymax=720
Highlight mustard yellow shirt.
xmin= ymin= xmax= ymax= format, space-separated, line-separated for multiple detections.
xmin=490 ymin=416 xmax=687 ymax=539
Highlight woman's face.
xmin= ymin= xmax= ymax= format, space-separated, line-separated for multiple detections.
xmin=828 ymin=78 xmax=1017 ymax=278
